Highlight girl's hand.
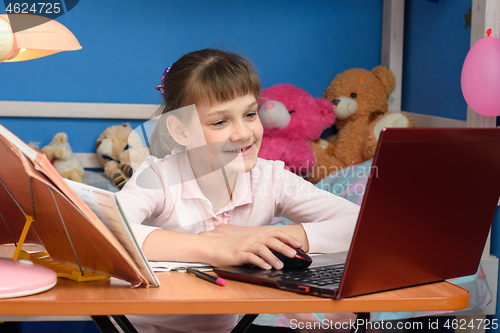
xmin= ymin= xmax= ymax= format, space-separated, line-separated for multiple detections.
xmin=199 ymin=225 xmax=302 ymax=270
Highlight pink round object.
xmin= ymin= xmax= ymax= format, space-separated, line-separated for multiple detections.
xmin=461 ymin=34 xmax=500 ymax=116
xmin=0 ymin=258 xmax=57 ymax=298
xmin=263 ymin=102 xmax=275 ymax=110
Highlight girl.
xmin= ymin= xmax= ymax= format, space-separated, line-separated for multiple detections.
xmin=117 ymin=49 xmax=360 ymax=333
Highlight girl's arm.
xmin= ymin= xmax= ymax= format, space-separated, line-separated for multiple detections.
xmin=143 ymin=227 xmax=302 ymax=270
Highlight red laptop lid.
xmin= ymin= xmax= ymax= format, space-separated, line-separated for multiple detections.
xmin=338 ymin=127 xmax=500 ymax=298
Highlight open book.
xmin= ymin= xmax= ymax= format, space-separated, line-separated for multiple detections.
xmin=0 ymin=124 xmax=157 ymax=288
xmin=65 ymin=179 xmax=159 ymax=286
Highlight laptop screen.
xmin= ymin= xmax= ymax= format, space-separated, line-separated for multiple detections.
xmin=338 ymin=127 xmax=500 ymax=298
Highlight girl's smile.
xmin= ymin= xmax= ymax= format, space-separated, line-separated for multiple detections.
xmin=192 ymin=94 xmax=263 ymax=173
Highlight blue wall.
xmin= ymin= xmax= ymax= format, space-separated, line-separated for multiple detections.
xmin=402 ymin=0 xmax=471 ymax=120
xmin=0 ymin=0 xmax=383 ymax=153
xmin=1 ymin=0 xmax=383 ymax=104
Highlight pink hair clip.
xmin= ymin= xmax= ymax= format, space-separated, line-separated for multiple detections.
xmin=155 ymin=67 xmax=171 ymax=97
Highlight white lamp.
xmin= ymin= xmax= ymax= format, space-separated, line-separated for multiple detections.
xmin=0 ymin=14 xmax=81 ymax=63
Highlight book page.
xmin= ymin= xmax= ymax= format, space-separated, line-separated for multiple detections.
xmin=0 ymin=124 xmax=38 ymax=162
xmin=65 ymin=179 xmax=159 ymax=287
xmin=148 ymin=261 xmax=213 ymax=272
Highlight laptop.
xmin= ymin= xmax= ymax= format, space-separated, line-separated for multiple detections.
xmin=214 ymin=128 xmax=500 ymax=299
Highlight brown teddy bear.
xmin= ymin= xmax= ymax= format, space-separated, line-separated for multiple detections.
xmin=322 ymin=66 xmax=413 ymax=170
xmin=305 ymin=138 xmax=340 ymax=184
xmin=41 ymin=132 xmax=85 ymax=183
xmin=95 ymin=124 xmax=150 ymax=190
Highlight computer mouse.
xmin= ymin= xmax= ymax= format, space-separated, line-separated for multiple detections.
xmin=271 ymin=248 xmax=312 ymax=269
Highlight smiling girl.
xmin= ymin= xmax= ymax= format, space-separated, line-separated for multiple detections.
xmin=116 ymin=49 xmax=359 ymax=333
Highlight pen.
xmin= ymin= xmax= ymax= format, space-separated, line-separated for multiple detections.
xmin=187 ymin=267 xmax=226 ymax=286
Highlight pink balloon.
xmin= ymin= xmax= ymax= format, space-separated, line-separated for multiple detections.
xmin=461 ymin=33 xmax=500 ymax=116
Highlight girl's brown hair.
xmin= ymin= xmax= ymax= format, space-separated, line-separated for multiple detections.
xmin=149 ymin=49 xmax=261 ymax=157
xmin=160 ymin=48 xmax=261 ymax=113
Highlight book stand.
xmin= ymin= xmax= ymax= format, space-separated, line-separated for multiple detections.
xmin=0 ymin=174 xmax=108 ymax=299
xmin=0 ymin=124 xmax=155 ymax=289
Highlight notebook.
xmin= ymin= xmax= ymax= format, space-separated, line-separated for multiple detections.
xmin=214 ymin=128 xmax=500 ymax=298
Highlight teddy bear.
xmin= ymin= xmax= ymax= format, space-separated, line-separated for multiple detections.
xmin=96 ymin=124 xmax=150 ymax=190
xmin=322 ymin=66 xmax=412 ymax=168
xmin=41 ymin=132 xmax=85 ymax=183
xmin=258 ymin=83 xmax=345 ymax=183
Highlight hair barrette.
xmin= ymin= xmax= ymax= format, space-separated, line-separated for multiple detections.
xmin=155 ymin=67 xmax=171 ymax=97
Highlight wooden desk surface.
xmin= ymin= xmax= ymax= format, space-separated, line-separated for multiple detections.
xmin=0 ymin=271 xmax=470 ymax=316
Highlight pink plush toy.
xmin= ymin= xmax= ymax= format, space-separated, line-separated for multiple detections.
xmin=258 ymin=84 xmax=336 ymax=182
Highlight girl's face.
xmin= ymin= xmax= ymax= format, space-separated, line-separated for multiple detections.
xmin=185 ymin=94 xmax=263 ymax=173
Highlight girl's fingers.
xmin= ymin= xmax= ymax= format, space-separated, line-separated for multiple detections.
xmin=248 ymin=237 xmax=299 ymax=270
xmin=271 ymin=230 xmax=302 ymax=250
xmin=245 ymin=253 xmax=273 ymax=270
xmin=250 ymin=243 xmax=284 ymax=270
xmin=261 ymin=231 xmax=302 ymax=258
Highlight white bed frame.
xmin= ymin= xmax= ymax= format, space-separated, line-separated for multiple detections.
xmin=0 ymin=0 xmax=497 ymax=329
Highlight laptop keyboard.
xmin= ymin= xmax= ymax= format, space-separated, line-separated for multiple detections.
xmin=266 ymin=264 xmax=345 ymax=286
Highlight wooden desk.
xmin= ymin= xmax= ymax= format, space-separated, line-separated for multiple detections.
xmin=0 ymin=271 xmax=469 ymax=316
